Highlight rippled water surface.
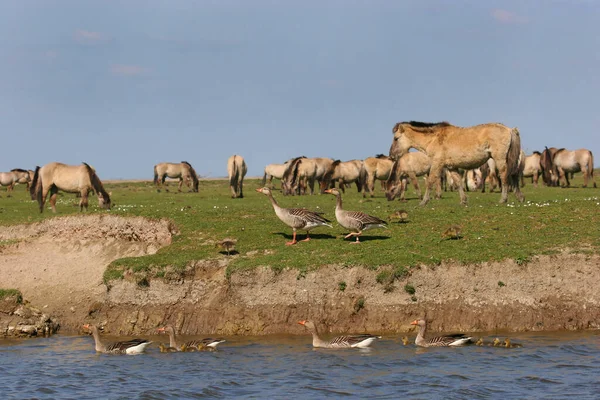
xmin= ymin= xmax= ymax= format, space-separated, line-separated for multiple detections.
xmin=1 ymin=331 xmax=599 ymax=399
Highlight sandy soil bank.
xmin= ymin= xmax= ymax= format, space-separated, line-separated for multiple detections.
xmin=1 ymin=215 xmax=599 ymax=336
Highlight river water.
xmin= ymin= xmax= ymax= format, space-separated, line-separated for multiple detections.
xmin=1 ymin=330 xmax=598 ymax=399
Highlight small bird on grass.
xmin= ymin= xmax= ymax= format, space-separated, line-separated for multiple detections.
xmin=216 ymin=238 xmax=237 ymax=255
xmin=389 ymin=210 xmax=409 ymax=223
xmin=442 ymin=225 xmax=462 ymax=240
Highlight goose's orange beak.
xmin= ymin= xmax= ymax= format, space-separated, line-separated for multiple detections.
xmin=157 ymin=327 xmax=165 ymax=333
xmin=255 ymin=188 xmax=262 ymax=193
xmin=298 ymin=320 xmax=306 ymax=326
xmin=410 ymin=320 xmax=419 ymax=325
xmin=324 ymin=189 xmax=332 ymax=194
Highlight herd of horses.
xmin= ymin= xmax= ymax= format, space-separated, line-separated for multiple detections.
xmin=0 ymin=121 xmax=595 ymax=212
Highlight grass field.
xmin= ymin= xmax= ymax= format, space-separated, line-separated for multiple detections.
xmin=0 ymin=174 xmax=598 ymax=284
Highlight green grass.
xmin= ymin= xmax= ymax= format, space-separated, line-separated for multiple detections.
xmin=0 ymin=288 xmax=23 ymax=303
xmin=0 ymin=173 xmax=599 ymax=284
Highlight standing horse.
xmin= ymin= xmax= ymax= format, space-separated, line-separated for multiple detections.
xmin=521 ymin=151 xmax=542 ymax=187
xmin=30 ymin=162 xmax=111 ymax=213
xmin=227 ymin=154 xmax=247 ymax=198
xmin=540 ymin=147 xmax=559 ymax=186
xmin=262 ymin=160 xmax=292 ymax=187
xmin=319 ymin=159 xmax=364 ymax=193
xmin=385 ymin=151 xmax=435 ymax=201
xmin=153 ymin=161 xmax=199 ymax=192
xmin=389 ymin=121 xmax=524 ymax=205
xmin=362 ymin=154 xmax=394 ymax=198
xmin=549 ymin=148 xmax=596 ymax=188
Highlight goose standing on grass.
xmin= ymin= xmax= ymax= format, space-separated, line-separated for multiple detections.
xmin=324 ymin=188 xmax=387 ymax=243
xmin=410 ymin=319 xmax=472 ymax=347
xmin=157 ymin=325 xmax=226 ymax=350
xmin=256 ymin=187 xmax=332 ymax=245
xmin=83 ymin=324 xmax=152 ymax=354
xmin=298 ymin=320 xmax=381 ymax=349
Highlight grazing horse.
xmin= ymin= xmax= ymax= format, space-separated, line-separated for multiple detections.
xmin=539 ymin=147 xmax=560 ymax=186
xmin=362 ymin=154 xmax=394 ymax=198
xmin=521 ymin=151 xmax=542 ymax=187
xmin=543 ymin=148 xmax=596 ymax=188
xmin=0 ymin=169 xmax=31 ymax=194
xmin=30 ymin=162 xmax=111 ymax=213
xmin=389 ymin=121 xmax=524 ymax=205
xmin=227 ymin=154 xmax=247 ymax=198
xmin=319 ymin=159 xmax=365 ymax=194
xmin=153 ymin=161 xmax=199 ymax=192
xmin=385 ymin=151 xmax=435 ymax=201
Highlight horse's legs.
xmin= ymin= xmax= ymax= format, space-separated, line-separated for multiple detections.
xmin=79 ymin=190 xmax=89 ymax=212
xmin=49 ymin=186 xmax=59 ymax=213
xmin=496 ymin=161 xmax=510 ymax=203
xmin=449 ymin=171 xmax=467 ymax=205
xmin=178 ymin=178 xmax=183 ymax=192
xmin=239 ymin=179 xmax=244 ymax=198
xmin=408 ymin=173 xmax=421 ymax=200
xmin=230 ymin=181 xmax=237 ymax=198
xmin=420 ymin=168 xmax=441 ymax=206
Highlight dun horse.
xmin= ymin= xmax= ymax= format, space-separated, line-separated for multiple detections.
xmin=389 ymin=121 xmax=524 ymax=205
xmin=541 ymin=147 xmax=596 ymax=188
xmin=282 ymin=157 xmax=334 ymax=195
xmin=0 ymin=169 xmax=31 ymax=194
xmin=227 ymin=154 xmax=247 ymax=198
xmin=30 ymin=162 xmax=111 ymax=213
xmin=385 ymin=151 xmax=434 ymax=201
xmin=153 ymin=161 xmax=199 ymax=192
xmin=521 ymin=151 xmax=543 ymax=187
xmin=319 ymin=159 xmax=364 ymax=194
xmin=362 ymin=154 xmax=394 ymax=198
xmin=261 ymin=160 xmax=292 ymax=187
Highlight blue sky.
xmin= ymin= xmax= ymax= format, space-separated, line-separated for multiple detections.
xmin=2 ymin=1 xmax=598 ymax=179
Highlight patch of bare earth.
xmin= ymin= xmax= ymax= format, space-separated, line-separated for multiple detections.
xmin=0 ymin=215 xmax=176 ymax=333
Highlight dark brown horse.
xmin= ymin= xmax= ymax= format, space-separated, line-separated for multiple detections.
xmin=389 ymin=121 xmax=524 ymax=205
xmin=30 ymin=162 xmax=111 ymax=213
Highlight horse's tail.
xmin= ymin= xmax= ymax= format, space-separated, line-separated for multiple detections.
xmin=506 ymin=127 xmax=521 ymax=178
xmin=84 ymin=162 xmax=111 ymax=208
xmin=588 ymin=151 xmax=596 ymax=188
xmin=30 ymin=166 xmax=41 ymax=201
xmin=153 ymin=165 xmax=159 ymax=185
xmin=358 ymin=161 xmax=368 ymax=193
xmin=229 ymin=156 xmax=239 ymax=187
xmin=261 ymin=170 xmax=267 ymax=186
xmin=184 ymin=162 xmax=199 ymax=192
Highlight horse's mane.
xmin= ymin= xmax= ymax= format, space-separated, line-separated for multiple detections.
xmin=182 ymin=161 xmax=199 ymax=190
xmin=532 ymin=151 xmax=541 ymax=156
xmin=375 ymin=154 xmax=389 ymax=159
xmin=29 ymin=166 xmax=41 ymax=201
xmin=282 ymin=157 xmax=304 ymax=181
xmin=322 ymin=160 xmax=341 ymax=182
xmin=83 ymin=162 xmax=111 ymax=204
xmin=11 ymin=168 xmax=28 ymax=173
xmin=387 ymin=159 xmax=400 ymax=183
xmin=554 ymin=148 xmax=566 ymax=156
xmin=402 ymin=121 xmax=451 ymax=128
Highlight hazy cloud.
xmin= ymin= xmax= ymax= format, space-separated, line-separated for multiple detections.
xmin=110 ymin=64 xmax=147 ymax=76
xmin=491 ymin=9 xmax=529 ymax=24
xmin=74 ymin=29 xmax=108 ymax=44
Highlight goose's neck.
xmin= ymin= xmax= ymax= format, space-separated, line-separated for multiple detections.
xmin=415 ymin=323 xmax=426 ymax=345
xmin=168 ymin=329 xmax=178 ymax=349
xmin=91 ymin=327 xmax=106 ymax=352
xmin=267 ymin=192 xmax=281 ymax=210
xmin=308 ymin=325 xmax=327 ymax=347
xmin=334 ymin=193 xmax=343 ymax=210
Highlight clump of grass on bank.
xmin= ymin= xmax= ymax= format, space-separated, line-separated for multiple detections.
xmin=1 ymin=173 xmax=599 ymax=284
xmin=0 ymin=289 xmax=23 ymax=303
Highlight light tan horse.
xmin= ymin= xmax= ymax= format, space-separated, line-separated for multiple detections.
xmin=362 ymin=154 xmax=394 ymax=198
xmin=385 ymin=151 xmax=434 ymax=201
xmin=521 ymin=151 xmax=542 ymax=187
xmin=0 ymin=169 xmax=31 ymax=194
xmin=227 ymin=154 xmax=247 ymax=198
xmin=261 ymin=160 xmax=292 ymax=187
xmin=550 ymin=148 xmax=596 ymax=188
xmin=282 ymin=157 xmax=334 ymax=195
xmin=389 ymin=121 xmax=524 ymax=205
xmin=153 ymin=161 xmax=199 ymax=192
xmin=319 ymin=159 xmax=365 ymax=193
xmin=30 ymin=162 xmax=111 ymax=213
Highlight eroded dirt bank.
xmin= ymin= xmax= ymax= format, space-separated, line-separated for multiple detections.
xmin=1 ymin=216 xmax=599 ymax=336
xmin=0 ymin=215 xmax=177 ymax=334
